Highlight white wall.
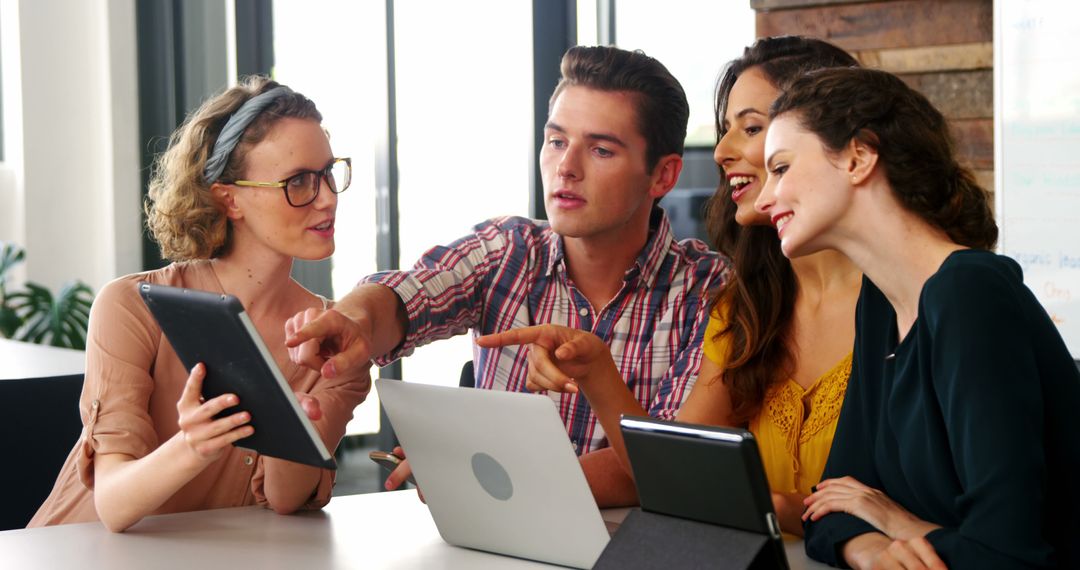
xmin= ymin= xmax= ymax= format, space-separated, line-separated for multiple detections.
xmin=0 ymin=0 xmax=141 ymax=293
xmin=0 ymin=1 xmax=27 ymax=285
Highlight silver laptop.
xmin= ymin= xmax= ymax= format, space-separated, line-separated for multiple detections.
xmin=376 ymin=379 xmax=611 ymax=569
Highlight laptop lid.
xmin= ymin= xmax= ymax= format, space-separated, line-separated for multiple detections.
xmin=376 ymin=379 xmax=610 ymax=569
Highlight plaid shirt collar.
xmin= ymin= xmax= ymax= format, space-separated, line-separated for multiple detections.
xmin=544 ymin=206 xmax=674 ymax=290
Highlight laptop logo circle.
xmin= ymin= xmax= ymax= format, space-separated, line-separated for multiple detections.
xmin=470 ymin=452 xmax=513 ymax=501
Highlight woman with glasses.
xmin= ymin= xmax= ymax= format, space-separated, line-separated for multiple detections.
xmin=29 ymin=76 xmax=369 ymax=532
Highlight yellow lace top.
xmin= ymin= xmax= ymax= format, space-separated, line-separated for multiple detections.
xmin=702 ymin=310 xmax=850 ymax=496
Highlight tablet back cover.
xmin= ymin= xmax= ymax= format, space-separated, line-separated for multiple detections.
xmin=139 ymin=282 xmax=334 ymax=469
xmin=621 ymin=418 xmax=773 ymax=534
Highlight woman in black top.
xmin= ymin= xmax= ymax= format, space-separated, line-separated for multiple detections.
xmin=754 ymin=67 xmax=1080 ymax=569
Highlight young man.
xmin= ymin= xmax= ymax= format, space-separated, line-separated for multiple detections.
xmin=286 ymin=46 xmax=730 ymax=506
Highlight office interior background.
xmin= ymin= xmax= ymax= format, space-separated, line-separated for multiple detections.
xmin=2 ymin=0 xmax=1070 ymax=496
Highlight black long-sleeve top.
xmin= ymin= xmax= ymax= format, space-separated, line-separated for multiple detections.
xmin=804 ymin=250 xmax=1080 ymax=568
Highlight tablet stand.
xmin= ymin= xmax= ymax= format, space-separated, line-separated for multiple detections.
xmin=594 ymin=509 xmax=787 ymax=570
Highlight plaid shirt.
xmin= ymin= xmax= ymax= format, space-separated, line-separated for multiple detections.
xmin=364 ymin=208 xmax=730 ymax=454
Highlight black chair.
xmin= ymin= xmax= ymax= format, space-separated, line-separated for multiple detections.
xmin=459 ymin=361 xmax=475 ymax=388
xmin=658 ymin=187 xmax=713 ymax=243
xmin=0 ymin=373 xmax=84 ymax=530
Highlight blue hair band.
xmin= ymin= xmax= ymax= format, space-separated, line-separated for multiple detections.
xmin=203 ymin=86 xmax=291 ymax=184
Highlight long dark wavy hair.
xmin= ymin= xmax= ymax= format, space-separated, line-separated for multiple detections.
xmin=771 ymin=67 xmax=997 ymax=250
xmin=703 ymin=37 xmax=858 ymax=425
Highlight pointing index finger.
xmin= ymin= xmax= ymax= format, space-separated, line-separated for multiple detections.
xmin=476 ymin=326 xmax=544 ymax=348
xmin=285 ymin=312 xmax=339 ymax=348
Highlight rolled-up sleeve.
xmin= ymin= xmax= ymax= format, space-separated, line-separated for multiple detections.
xmin=361 ymin=219 xmax=516 ymax=365
xmin=76 ymin=278 xmax=162 ymax=490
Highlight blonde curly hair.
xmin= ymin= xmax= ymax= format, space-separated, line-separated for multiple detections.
xmin=145 ymin=76 xmax=322 ymax=260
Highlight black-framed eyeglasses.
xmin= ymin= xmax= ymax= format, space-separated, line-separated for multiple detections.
xmin=225 ymin=157 xmax=351 ymax=207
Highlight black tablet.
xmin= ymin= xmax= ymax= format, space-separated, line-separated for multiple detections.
xmin=139 ymin=282 xmax=335 ymax=469
xmin=620 ymin=416 xmax=786 ymax=567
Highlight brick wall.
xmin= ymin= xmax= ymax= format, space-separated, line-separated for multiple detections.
xmin=752 ymin=0 xmax=994 ymax=194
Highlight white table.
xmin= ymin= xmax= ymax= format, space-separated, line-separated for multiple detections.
xmin=0 ymin=337 xmax=85 ymax=380
xmin=0 ymin=490 xmax=830 ymax=569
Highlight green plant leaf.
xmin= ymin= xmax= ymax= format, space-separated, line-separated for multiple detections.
xmin=0 ymin=241 xmax=26 ymax=278
xmin=10 ymin=280 xmax=95 ymax=350
xmin=0 ymin=243 xmax=94 ymax=348
xmin=0 ymin=305 xmax=21 ymax=338
xmin=0 ymin=241 xmax=27 ymax=304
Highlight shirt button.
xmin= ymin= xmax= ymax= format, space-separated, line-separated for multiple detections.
xmin=243 ymin=456 xmax=254 ymax=466
xmin=578 ymin=307 xmax=588 ymax=317
xmin=572 ymin=442 xmax=579 ymax=452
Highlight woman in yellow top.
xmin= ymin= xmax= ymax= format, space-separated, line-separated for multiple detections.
xmin=479 ymin=36 xmax=860 ymax=535
xmin=700 ymin=306 xmax=850 ymax=500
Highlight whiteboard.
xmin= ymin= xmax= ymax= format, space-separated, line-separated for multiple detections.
xmin=995 ymin=0 xmax=1080 ymax=357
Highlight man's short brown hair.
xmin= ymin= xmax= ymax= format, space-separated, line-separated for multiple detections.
xmin=549 ymin=46 xmax=689 ymax=172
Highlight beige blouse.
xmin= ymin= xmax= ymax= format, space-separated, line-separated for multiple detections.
xmin=28 ymin=261 xmax=370 ymax=527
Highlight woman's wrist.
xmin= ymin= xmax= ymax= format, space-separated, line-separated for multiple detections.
xmin=843 ymin=532 xmax=892 ymax=570
xmin=885 ymin=514 xmax=941 ymax=541
xmin=163 ymin=430 xmax=218 ymax=473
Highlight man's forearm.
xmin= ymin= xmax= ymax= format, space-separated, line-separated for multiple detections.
xmin=581 ymin=447 xmax=639 ymax=508
xmin=334 ymin=283 xmax=409 ymax=360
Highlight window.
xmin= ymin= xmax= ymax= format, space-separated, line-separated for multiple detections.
xmin=273 ymin=0 xmax=383 ymax=434
xmin=393 ymin=0 xmax=533 ymax=388
xmin=273 ymin=1 xmax=534 ymax=437
xmin=614 ymin=1 xmax=755 ymax=147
